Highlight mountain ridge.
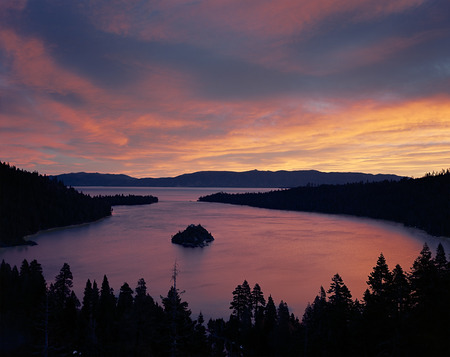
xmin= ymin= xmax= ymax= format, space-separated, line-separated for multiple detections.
xmin=52 ymin=169 xmax=404 ymax=188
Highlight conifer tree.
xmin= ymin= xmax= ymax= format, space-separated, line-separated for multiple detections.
xmin=302 ymin=287 xmax=328 ymax=356
xmin=230 ymin=280 xmax=252 ymax=327
xmin=161 ymin=263 xmax=198 ymax=355
xmin=96 ymin=275 xmax=116 ymax=352
xmin=116 ymin=282 xmax=134 ymax=354
xmin=409 ymin=243 xmax=436 ymax=307
xmin=162 ymin=286 xmax=195 ymax=355
xmin=117 ymin=282 xmax=134 ymax=316
xmin=326 ymin=274 xmax=355 ymax=355
xmin=434 ymin=243 xmax=448 ymax=272
xmin=48 ymin=263 xmax=79 ymax=354
xmin=391 ymin=264 xmax=410 ymax=316
xmin=251 ymin=283 xmax=266 ymax=321
xmin=80 ymin=279 xmax=99 ymax=354
xmin=367 ymin=253 xmax=393 ymax=297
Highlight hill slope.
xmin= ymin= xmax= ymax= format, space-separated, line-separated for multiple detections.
xmin=0 ymin=162 xmax=112 ymax=246
xmin=53 ymin=169 xmax=403 ymax=187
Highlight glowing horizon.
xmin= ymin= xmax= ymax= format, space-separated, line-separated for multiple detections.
xmin=1 ymin=0 xmax=449 ymax=178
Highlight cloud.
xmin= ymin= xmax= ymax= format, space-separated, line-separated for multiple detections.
xmin=1 ymin=0 xmax=449 ymax=177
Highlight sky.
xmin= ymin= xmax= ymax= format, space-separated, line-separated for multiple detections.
xmin=1 ymin=0 xmax=449 ymax=178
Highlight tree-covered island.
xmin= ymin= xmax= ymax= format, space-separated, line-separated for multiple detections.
xmin=0 ymin=162 xmax=158 ymax=247
xmin=171 ymin=224 xmax=214 ymax=247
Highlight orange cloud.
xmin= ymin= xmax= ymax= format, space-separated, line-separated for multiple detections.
xmin=148 ymin=95 xmax=450 ymax=177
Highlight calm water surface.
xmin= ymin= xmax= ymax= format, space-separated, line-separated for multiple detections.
xmin=1 ymin=187 xmax=449 ymax=319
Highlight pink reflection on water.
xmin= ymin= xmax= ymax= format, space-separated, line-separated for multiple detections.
xmin=0 ymin=187 xmax=448 ymax=319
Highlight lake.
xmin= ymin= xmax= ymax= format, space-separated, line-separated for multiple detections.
xmin=1 ymin=186 xmax=449 ymax=319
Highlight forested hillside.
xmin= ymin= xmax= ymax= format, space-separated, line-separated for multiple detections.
xmin=1 ymin=243 xmax=449 ymax=356
xmin=199 ymin=170 xmax=450 ymax=238
xmin=0 ymin=163 xmax=159 ymax=247
xmin=0 ymin=162 xmax=112 ymax=246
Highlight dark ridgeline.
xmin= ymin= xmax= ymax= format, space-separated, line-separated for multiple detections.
xmin=94 ymin=194 xmax=158 ymax=206
xmin=52 ymin=169 xmax=403 ymax=188
xmin=0 ymin=162 xmax=158 ymax=247
xmin=199 ymin=169 xmax=450 ymax=238
xmin=1 ymin=244 xmax=449 ymax=356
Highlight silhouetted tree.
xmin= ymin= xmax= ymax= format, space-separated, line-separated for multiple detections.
xmin=363 ymin=253 xmax=396 ymax=355
xmin=302 ymin=286 xmax=328 ymax=356
xmin=96 ymin=275 xmax=116 ymax=354
xmin=79 ymin=279 xmax=99 ymax=354
xmin=48 ymin=263 xmax=79 ymax=354
xmin=326 ymin=273 xmax=357 ymax=355
xmin=132 ymin=278 xmax=166 ymax=355
xmin=251 ymin=283 xmax=266 ymax=322
xmin=162 ymin=286 xmax=196 ymax=355
xmin=230 ymin=280 xmax=252 ymax=328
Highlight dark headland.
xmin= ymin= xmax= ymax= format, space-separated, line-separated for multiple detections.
xmin=199 ymin=170 xmax=450 ymax=238
xmin=0 ymin=162 xmax=158 ymax=247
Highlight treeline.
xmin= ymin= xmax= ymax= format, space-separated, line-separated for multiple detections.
xmin=93 ymin=194 xmax=158 ymax=206
xmin=0 ymin=163 xmax=158 ymax=247
xmin=1 ymin=243 xmax=449 ymax=356
xmin=199 ymin=170 xmax=450 ymax=238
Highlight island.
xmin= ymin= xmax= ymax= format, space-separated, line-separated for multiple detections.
xmin=171 ymin=224 xmax=214 ymax=247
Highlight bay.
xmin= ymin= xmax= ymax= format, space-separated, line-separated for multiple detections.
xmin=1 ymin=186 xmax=448 ymax=319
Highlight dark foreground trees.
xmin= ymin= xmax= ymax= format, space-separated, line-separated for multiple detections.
xmin=1 ymin=243 xmax=450 ymax=356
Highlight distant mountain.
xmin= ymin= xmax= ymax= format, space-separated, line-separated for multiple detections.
xmin=53 ymin=169 xmax=404 ymax=188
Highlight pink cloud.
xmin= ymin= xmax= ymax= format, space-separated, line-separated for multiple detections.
xmin=80 ymin=0 xmax=426 ymax=72
xmin=0 ymin=29 xmax=100 ymax=98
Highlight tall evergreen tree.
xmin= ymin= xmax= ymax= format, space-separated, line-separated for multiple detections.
xmin=96 ymin=275 xmax=116 ymax=353
xmin=391 ymin=264 xmax=410 ymax=317
xmin=115 ymin=282 xmax=135 ymax=355
xmin=79 ymin=279 xmax=99 ymax=355
xmin=48 ymin=263 xmax=79 ymax=354
xmin=117 ymin=282 xmax=134 ymax=316
xmin=191 ymin=313 xmax=209 ymax=356
xmin=133 ymin=278 xmax=166 ymax=355
xmin=409 ymin=243 xmax=436 ymax=307
xmin=408 ymin=243 xmax=444 ymax=355
xmin=434 ymin=243 xmax=448 ymax=272
xmin=274 ymin=301 xmax=291 ymax=355
xmin=366 ymin=253 xmax=393 ymax=297
xmin=230 ymin=280 xmax=252 ymax=327
xmin=363 ymin=253 xmax=396 ymax=355
xmin=326 ymin=274 xmax=356 ymax=355
xmin=302 ymin=287 xmax=328 ymax=356
xmin=263 ymin=295 xmax=278 ymax=353
xmin=251 ymin=283 xmax=266 ymax=322
xmin=162 ymin=286 xmax=195 ymax=355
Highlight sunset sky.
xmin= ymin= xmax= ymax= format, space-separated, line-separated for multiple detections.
xmin=1 ymin=0 xmax=449 ymax=178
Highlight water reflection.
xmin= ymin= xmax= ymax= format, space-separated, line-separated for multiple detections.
xmin=1 ymin=187 xmax=448 ymax=319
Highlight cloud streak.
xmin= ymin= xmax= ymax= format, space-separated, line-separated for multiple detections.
xmin=1 ymin=0 xmax=449 ymax=177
